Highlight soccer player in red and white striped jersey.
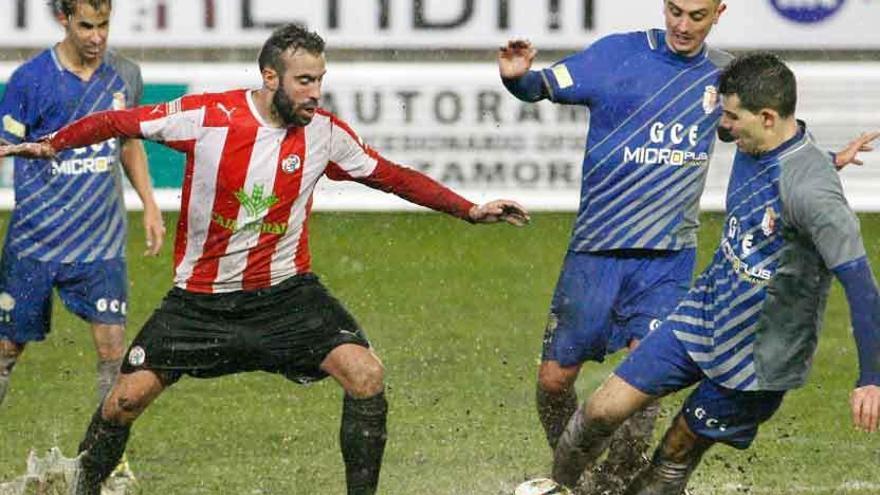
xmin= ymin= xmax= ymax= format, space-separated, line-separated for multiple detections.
xmin=1 ymin=24 xmax=528 ymax=495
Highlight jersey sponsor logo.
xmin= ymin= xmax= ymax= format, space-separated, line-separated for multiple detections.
xmin=623 ymin=121 xmax=709 ymax=167
xmin=722 ymin=216 xmax=774 ymax=284
xmin=2 ymin=114 xmax=25 ymax=139
xmin=213 ymin=185 xmax=287 ymax=234
xmin=551 ymin=64 xmax=574 ymax=89
xmin=702 ymin=85 xmax=718 ymax=115
xmin=96 ymin=298 xmax=127 ymax=315
xmin=280 ymin=154 xmax=301 ymax=174
xmin=112 ymin=91 xmax=126 ymax=110
xmin=0 ymin=292 xmax=15 ymax=323
xmin=770 ymin=0 xmax=845 ymax=24
xmin=52 ymin=140 xmax=117 ymax=176
xmin=127 ymin=345 xmax=146 ymax=367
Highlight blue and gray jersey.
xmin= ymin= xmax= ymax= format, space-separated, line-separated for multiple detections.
xmin=669 ymin=126 xmax=866 ymax=391
xmin=541 ymin=29 xmax=732 ymax=252
xmin=0 ymin=48 xmax=142 ymax=262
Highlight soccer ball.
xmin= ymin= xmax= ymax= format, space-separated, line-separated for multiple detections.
xmin=514 ymin=478 xmax=572 ymax=495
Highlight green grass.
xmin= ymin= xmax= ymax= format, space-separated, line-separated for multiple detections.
xmin=1 ymin=212 xmax=878 ymax=494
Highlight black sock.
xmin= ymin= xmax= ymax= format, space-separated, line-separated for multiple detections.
xmin=76 ymin=408 xmax=131 ymax=494
xmin=340 ymin=392 xmax=388 ymax=495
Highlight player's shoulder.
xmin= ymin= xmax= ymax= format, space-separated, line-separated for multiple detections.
xmin=584 ymin=31 xmax=645 ymax=54
xmin=8 ymin=49 xmax=55 ymax=83
xmin=103 ymin=49 xmax=141 ymax=73
xmin=705 ymin=45 xmax=734 ymax=69
xmin=780 ymin=132 xmax=840 ymax=202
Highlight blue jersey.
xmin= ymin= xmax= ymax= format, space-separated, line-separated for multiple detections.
xmin=669 ymin=126 xmax=866 ymax=391
xmin=541 ymin=30 xmax=732 ymax=252
xmin=0 ymin=48 xmax=142 ymax=262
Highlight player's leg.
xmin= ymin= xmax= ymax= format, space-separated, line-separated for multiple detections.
xmin=539 ymin=251 xmax=620 ymax=450
xmin=90 ymin=323 xmax=125 ymax=402
xmin=552 ymin=373 xmax=655 ymax=488
xmin=622 ymin=380 xmax=786 ymax=494
xmin=55 ymin=258 xmax=128 ymax=402
xmin=554 ymin=320 xmax=703 ymax=489
xmin=260 ymin=274 xmax=387 ymax=495
xmin=0 ymin=339 xmax=24 ymax=406
xmin=0 ymin=254 xmax=56 ymax=407
xmin=592 ymin=248 xmax=696 ymax=493
xmin=623 ymin=413 xmax=714 ymax=495
xmin=322 ymin=344 xmax=388 ymax=495
xmin=75 ymin=368 xmax=167 ymax=495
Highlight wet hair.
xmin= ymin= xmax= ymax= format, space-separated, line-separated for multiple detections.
xmin=50 ymin=0 xmax=112 ymax=17
xmin=719 ymin=52 xmax=796 ymax=118
xmin=258 ymin=23 xmax=325 ymax=76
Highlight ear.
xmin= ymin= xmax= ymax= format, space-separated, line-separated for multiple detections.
xmin=760 ymin=109 xmax=778 ymax=129
xmin=262 ymin=66 xmax=279 ymax=91
xmin=714 ymin=3 xmax=727 ymax=23
xmin=57 ymin=12 xmax=69 ymax=27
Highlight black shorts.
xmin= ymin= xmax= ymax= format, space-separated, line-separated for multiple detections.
xmin=120 ymin=273 xmax=370 ymax=384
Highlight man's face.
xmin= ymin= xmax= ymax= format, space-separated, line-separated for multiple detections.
xmin=720 ymin=94 xmax=770 ymax=155
xmin=664 ymin=0 xmax=725 ymax=56
xmin=271 ymin=49 xmax=326 ymax=127
xmin=61 ymin=2 xmax=111 ymax=63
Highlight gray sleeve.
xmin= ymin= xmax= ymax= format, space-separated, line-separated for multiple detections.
xmin=785 ymin=157 xmax=866 ymax=269
xmin=107 ymin=50 xmax=144 ymax=106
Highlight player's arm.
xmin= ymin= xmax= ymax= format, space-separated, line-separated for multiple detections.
xmin=325 ymin=116 xmax=528 ymax=226
xmin=791 ymin=167 xmax=880 ymax=432
xmin=119 ymin=138 xmax=165 ymax=256
xmin=498 ymin=39 xmax=549 ymax=102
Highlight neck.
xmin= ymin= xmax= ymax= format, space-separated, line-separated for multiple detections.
xmin=55 ymin=39 xmax=101 ymax=75
xmin=763 ymin=118 xmax=799 ymax=153
xmin=251 ymin=88 xmax=285 ymax=128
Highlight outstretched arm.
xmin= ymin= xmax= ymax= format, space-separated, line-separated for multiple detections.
xmin=834 ymin=257 xmax=880 ymax=432
xmin=498 ymin=39 xmax=549 ymax=103
xmin=328 ymin=160 xmax=529 ymax=226
xmin=0 ymin=109 xmax=142 ymax=159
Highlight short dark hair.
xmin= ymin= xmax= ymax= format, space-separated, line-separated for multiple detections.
xmin=258 ymin=24 xmax=325 ymax=76
xmin=719 ymin=52 xmax=797 ymax=118
xmin=50 ymin=0 xmax=112 ymax=17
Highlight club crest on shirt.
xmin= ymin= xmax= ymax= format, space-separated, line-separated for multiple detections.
xmin=112 ymin=92 xmax=126 ymax=110
xmin=702 ymin=85 xmax=718 ymax=115
xmin=761 ymin=206 xmax=778 ymax=237
xmin=281 ymin=154 xmax=301 ymax=174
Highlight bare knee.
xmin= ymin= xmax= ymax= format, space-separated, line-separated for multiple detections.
xmin=347 ymin=359 xmax=385 ymax=398
xmin=538 ymin=361 xmax=580 ymax=395
xmin=658 ymin=414 xmax=714 ymax=463
xmin=0 ymin=341 xmax=23 ymax=376
xmin=92 ymin=324 xmax=126 ymax=362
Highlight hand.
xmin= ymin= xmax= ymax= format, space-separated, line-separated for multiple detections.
xmin=498 ymin=39 xmax=537 ymax=79
xmin=834 ymin=131 xmax=880 ymax=170
xmin=468 ymin=200 xmax=530 ymax=226
xmin=142 ymin=204 xmax=166 ymax=256
xmin=0 ymin=141 xmax=56 ymax=159
xmin=850 ymin=384 xmax=880 ymax=432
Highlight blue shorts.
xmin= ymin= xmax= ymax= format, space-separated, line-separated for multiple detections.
xmin=616 ymin=324 xmax=786 ymax=449
xmin=0 ymin=253 xmax=128 ymax=343
xmin=542 ymin=248 xmax=694 ymax=365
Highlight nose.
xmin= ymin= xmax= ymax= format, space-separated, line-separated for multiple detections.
xmin=675 ymin=16 xmax=692 ymax=33
xmin=309 ymin=82 xmax=322 ymax=101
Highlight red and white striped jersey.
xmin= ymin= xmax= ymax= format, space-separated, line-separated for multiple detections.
xmin=51 ymin=89 xmax=475 ymax=293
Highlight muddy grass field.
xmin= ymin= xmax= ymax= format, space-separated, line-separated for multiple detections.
xmin=1 ymin=212 xmax=878 ymax=494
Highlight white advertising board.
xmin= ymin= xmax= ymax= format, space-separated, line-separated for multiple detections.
xmin=2 ymin=61 xmax=880 ymax=212
xmin=0 ymin=0 xmax=877 ymax=50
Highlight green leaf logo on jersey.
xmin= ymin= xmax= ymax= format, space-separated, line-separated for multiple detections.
xmin=235 ymin=185 xmax=279 ymax=219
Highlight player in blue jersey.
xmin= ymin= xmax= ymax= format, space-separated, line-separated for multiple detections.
xmin=0 ymin=0 xmax=163 ymax=419
xmin=498 ymin=1 xmax=733 ymax=490
xmin=527 ymin=53 xmax=880 ymax=494
xmin=499 ymin=1 xmax=879 ymax=491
